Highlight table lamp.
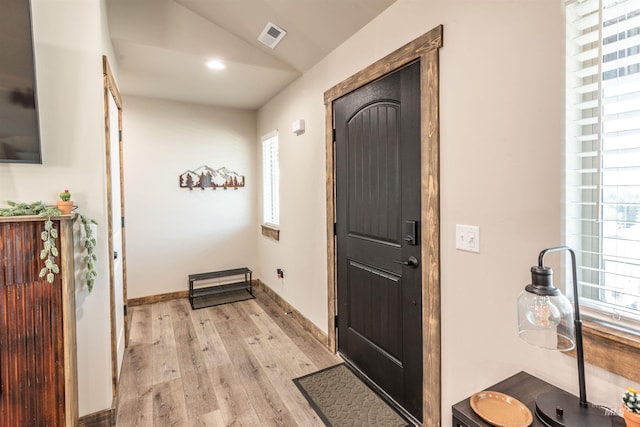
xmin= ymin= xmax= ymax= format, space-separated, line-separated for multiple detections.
xmin=517 ymin=246 xmax=611 ymax=427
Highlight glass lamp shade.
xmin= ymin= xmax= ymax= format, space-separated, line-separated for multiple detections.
xmin=517 ymin=288 xmax=575 ymax=351
xmin=516 ymin=248 xmax=612 ymax=427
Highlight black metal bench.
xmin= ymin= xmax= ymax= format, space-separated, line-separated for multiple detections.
xmin=188 ymin=267 xmax=253 ymax=309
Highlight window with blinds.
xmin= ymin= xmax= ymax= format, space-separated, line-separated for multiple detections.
xmin=262 ymin=131 xmax=279 ymax=227
xmin=565 ymin=0 xmax=640 ymax=329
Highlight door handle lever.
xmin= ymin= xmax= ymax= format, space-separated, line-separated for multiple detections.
xmin=393 ymin=256 xmax=419 ymax=268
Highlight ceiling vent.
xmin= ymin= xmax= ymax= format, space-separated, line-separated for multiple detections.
xmin=258 ymin=22 xmax=287 ymax=49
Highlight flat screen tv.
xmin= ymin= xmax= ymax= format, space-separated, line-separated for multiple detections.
xmin=0 ymin=0 xmax=41 ymax=164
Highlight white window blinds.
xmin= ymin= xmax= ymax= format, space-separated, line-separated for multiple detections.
xmin=565 ymin=0 xmax=640 ymax=326
xmin=262 ymin=132 xmax=280 ymax=226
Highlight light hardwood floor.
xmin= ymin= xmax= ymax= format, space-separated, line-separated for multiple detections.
xmin=116 ymin=289 xmax=340 ymax=426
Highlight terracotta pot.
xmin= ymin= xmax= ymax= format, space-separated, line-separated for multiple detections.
xmin=56 ymin=200 xmax=74 ymax=214
xmin=623 ymin=406 xmax=640 ymax=427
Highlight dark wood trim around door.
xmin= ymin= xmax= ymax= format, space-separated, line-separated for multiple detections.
xmin=324 ymin=25 xmax=443 ymax=426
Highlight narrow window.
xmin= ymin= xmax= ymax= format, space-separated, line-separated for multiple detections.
xmin=262 ymin=131 xmax=279 ymax=227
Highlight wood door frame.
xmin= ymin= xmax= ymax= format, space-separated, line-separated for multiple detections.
xmin=324 ymin=25 xmax=443 ymax=426
xmin=103 ymin=55 xmax=129 ymax=399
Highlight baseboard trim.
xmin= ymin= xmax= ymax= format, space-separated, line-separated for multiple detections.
xmin=127 ymin=280 xmax=262 ymax=307
xmin=78 ymin=407 xmax=115 ymax=427
xmin=255 ymin=279 xmax=328 ymax=346
xmin=128 ymin=290 xmax=189 ymax=307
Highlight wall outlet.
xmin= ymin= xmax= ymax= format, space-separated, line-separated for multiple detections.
xmin=455 ymin=224 xmax=480 ymax=253
xmin=277 ymin=268 xmax=284 ymax=279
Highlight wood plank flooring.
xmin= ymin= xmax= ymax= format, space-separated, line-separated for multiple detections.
xmin=116 ymin=289 xmax=340 ymax=426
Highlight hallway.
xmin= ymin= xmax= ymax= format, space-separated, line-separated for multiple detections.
xmin=116 ymin=288 xmax=340 ymax=426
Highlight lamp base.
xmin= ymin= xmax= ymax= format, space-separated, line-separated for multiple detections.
xmin=535 ymin=391 xmax=611 ymax=427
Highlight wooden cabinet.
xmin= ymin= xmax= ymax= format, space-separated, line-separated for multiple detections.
xmin=0 ymin=215 xmax=78 ymax=426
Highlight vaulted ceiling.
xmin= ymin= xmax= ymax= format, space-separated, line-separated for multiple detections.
xmin=106 ymin=0 xmax=396 ymax=110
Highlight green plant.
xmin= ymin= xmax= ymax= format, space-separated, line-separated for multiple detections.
xmin=79 ymin=214 xmax=98 ymax=292
xmin=59 ymin=189 xmax=71 ymax=201
xmin=40 ymin=218 xmax=60 ymax=283
xmin=1 ymin=199 xmax=98 ymax=291
xmin=0 ymin=200 xmax=59 ymax=217
xmin=623 ymin=387 xmax=640 ymax=414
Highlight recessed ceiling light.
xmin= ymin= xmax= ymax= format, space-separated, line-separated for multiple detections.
xmin=206 ymin=60 xmax=225 ymax=70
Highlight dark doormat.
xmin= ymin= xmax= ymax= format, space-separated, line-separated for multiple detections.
xmin=293 ymin=364 xmax=412 ymax=427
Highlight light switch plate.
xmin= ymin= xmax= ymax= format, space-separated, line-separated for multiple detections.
xmin=456 ymin=224 xmax=480 ymax=253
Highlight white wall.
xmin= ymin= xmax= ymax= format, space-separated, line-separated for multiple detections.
xmin=0 ymin=0 xmax=114 ymax=416
xmin=257 ymin=0 xmax=640 ymax=421
xmin=123 ymin=96 xmax=257 ymax=298
xmin=256 ymin=78 xmax=329 ymax=331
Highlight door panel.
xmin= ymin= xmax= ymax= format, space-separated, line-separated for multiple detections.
xmin=348 ymin=260 xmax=403 ymax=361
xmin=109 ymin=92 xmax=125 ymax=376
xmin=347 ymin=103 xmax=402 ymax=245
xmin=335 ymin=61 xmax=422 ymax=420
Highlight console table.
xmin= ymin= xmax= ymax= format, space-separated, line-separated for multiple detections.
xmin=452 ymin=371 xmax=623 ymax=427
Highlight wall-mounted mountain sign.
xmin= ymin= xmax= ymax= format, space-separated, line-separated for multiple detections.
xmin=179 ymin=165 xmax=245 ymax=190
